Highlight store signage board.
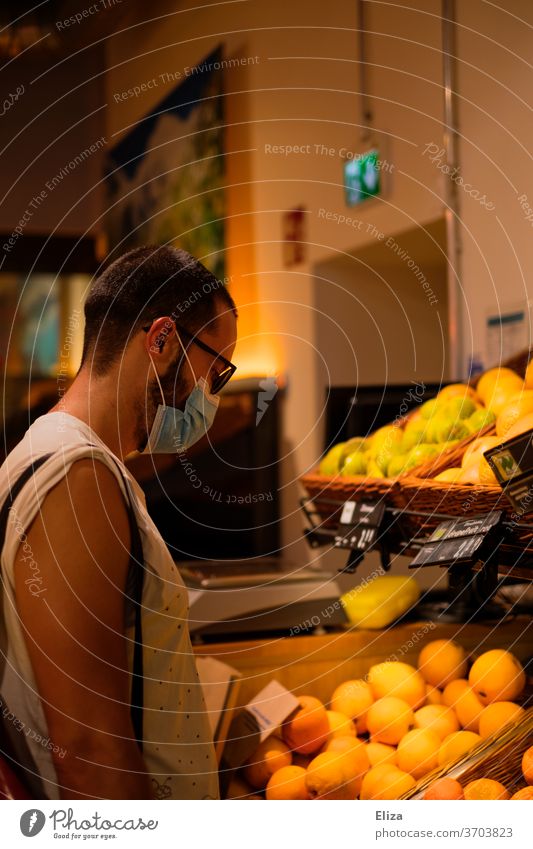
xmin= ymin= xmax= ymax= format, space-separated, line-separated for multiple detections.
xmin=334 ymin=500 xmax=386 ymax=552
xmin=410 ymin=511 xmax=504 ymax=568
xmin=344 ymin=148 xmax=381 ymax=206
xmin=485 ymin=427 xmax=533 ymax=512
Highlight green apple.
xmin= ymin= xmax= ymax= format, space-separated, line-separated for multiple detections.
xmin=465 ymin=408 xmax=496 ymax=434
xmin=443 ymin=396 xmax=478 ymax=421
xmin=340 ymin=437 xmax=368 ymax=462
xmin=341 ymin=451 xmax=367 ymax=476
xmin=405 ymin=443 xmax=441 ymax=470
xmin=419 ymin=398 xmax=440 ymax=420
xmin=318 ymin=443 xmax=345 ymax=475
xmin=435 ymin=418 xmax=470 ymax=443
xmin=387 ymin=454 xmax=410 ymax=477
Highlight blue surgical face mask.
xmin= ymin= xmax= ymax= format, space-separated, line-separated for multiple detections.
xmin=143 ymin=330 xmax=220 ymax=454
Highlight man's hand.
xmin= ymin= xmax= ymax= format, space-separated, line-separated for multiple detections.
xmin=14 ymin=459 xmax=153 ymax=799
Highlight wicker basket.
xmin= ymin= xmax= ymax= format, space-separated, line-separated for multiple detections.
xmin=302 ymin=348 xmax=533 ymax=522
xmin=299 ymin=471 xmax=403 ymax=525
xmin=403 ymin=706 xmax=533 ymax=799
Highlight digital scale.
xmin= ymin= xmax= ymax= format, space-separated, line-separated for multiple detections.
xmin=180 ymin=558 xmax=346 ymax=640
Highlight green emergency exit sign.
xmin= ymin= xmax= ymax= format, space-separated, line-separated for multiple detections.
xmin=344 ymin=149 xmax=381 ymax=206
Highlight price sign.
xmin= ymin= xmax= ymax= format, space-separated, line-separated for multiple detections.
xmin=485 ymin=428 xmax=533 ymax=513
xmin=410 ymin=511 xmax=504 ymax=568
xmin=334 ymin=500 xmax=386 ymax=552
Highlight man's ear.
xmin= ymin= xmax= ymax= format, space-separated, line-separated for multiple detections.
xmin=145 ymin=317 xmax=175 ymax=356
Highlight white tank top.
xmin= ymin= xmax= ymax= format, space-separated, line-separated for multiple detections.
xmin=0 ymin=412 xmax=219 ymax=800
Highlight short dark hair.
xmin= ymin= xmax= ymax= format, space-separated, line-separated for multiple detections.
xmin=80 ymin=245 xmax=237 ymax=375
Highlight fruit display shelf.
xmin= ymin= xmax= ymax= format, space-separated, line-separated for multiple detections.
xmin=402 ymin=705 xmax=533 ymax=799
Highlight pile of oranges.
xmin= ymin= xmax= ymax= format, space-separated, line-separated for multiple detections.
xmin=235 ymin=640 xmax=529 ymax=800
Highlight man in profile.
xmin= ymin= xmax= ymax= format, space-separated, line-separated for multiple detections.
xmin=0 ymin=245 xmax=238 ymax=799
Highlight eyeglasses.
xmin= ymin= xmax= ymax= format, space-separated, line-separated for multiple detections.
xmin=142 ymin=320 xmax=237 ymax=394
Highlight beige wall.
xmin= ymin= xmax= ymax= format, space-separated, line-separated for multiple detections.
xmin=456 ymin=0 xmax=533 ymax=373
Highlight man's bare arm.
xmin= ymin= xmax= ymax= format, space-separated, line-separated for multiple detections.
xmin=14 ymin=459 xmax=153 ymax=799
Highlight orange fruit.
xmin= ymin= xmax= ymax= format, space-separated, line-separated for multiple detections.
xmin=361 ymin=765 xmax=416 ymax=800
xmin=469 ymin=650 xmax=526 ymax=705
xmin=414 ymin=704 xmax=460 ymax=740
xmin=423 ymin=777 xmax=465 ymax=800
xmin=326 ymin=710 xmax=356 ymax=738
xmin=461 ymin=436 xmax=501 ymax=470
xmin=442 ymin=678 xmax=469 ymax=708
xmin=360 ymin=764 xmax=398 ymax=800
xmin=438 ymin=383 xmax=480 ymax=403
xmin=243 ymin=737 xmax=292 ymax=789
xmin=282 ymin=695 xmax=330 ymax=755
xmin=438 ymin=730 xmax=482 ymax=766
xmin=454 ymin=686 xmax=485 ymax=732
xmin=425 ymin=685 xmax=443 ymax=705
xmin=321 ymin=736 xmax=369 ymax=797
xmin=485 ymin=379 xmax=525 ymax=416
xmin=305 ymin=751 xmax=359 ymax=800
xmin=511 ymin=786 xmax=533 ymax=800
xmin=479 ymin=702 xmax=525 ymax=738
xmin=522 ymin=746 xmax=533 ymax=784
xmin=366 ymin=697 xmax=414 ymax=745
xmin=396 ymin=728 xmax=441 ymax=779
xmin=505 ymin=411 xmax=533 ymax=441
xmin=496 ymin=390 xmax=533 ymax=437
xmin=368 ymin=661 xmax=426 ymax=709
xmin=477 ymin=368 xmax=522 ymax=402
xmin=464 ymin=778 xmax=510 ymax=800
xmin=266 ymin=765 xmax=310 ymax=800
xmin=366 ymin=741 xmax=397 ymax=768
xmin=330 ymin=679 xmax=374 ymax=721
xmin=418 ymin=639 xmax=468 ymax=688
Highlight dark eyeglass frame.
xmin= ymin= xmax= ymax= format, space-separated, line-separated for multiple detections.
xmin=142 ymin=320 xmax=237 ymax=394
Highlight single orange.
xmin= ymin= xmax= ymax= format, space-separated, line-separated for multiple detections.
xmin=396 ymin=728 xmax=441 ymax=779
xmin=368 ymin=661 xmax=426 ymax=709
xmin=282 ymin=695 xmax=330 ymax=755
xmin=414 ymin=704 xmax=460 ymax=741
xmin=266 ymin=765 xmax=310 ymax=800
xmin=305 ymin=751 xmax=359 ymax=800
xmin=366 ymin=741 xmax=397 ymax=768
xmin=442 ymin=678 xmax=469 ymax=708
xmin=511 ymin=786 xmax=533 ymax=800
xmin=330 ymin=679 xmax=374 ymax=720
xmin=454 ymin=686 xmax=485 ymax=732
xmin=418 ymin=639 xmax=468 ymax=689
xmin=366 ymin=697 xmax=415 ymax=745
xmin=326 ymin=709 xmax=356 ymax=738
xmin=464 ymin=778 xmax=510 ymax=800
xmin=469 ymin=650 xmax=526 ymax=705
xmin=522 ymin=746 xmax=533 ymax=784
xmin=243 ymin=737 xmax=292 ymax=789
xmin=438 ymin=730 xmax=482 ymax=766
xmin=478 ymin=702 xmax=525 ymax=738
xmin=423 ymin=777 xmax=465 ymax=800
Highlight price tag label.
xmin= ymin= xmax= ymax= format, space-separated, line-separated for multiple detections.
xmin=410 ymin=511 xmax=504 ymax=568
xmin=334 ymin=500 xmax=385 ymax=552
